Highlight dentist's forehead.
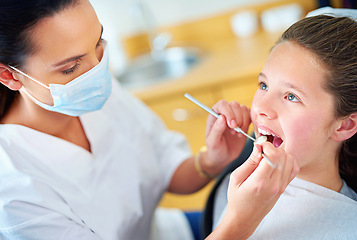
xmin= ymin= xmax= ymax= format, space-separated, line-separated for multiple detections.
xmin=26 ymin=0 xmax=101 ymax=66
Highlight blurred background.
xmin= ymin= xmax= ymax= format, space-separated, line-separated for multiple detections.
xmin=89 ymin=0 xmax=355 ymax=211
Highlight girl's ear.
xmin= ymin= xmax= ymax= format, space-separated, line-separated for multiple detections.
xmin=0 ymin=64 xmax=22 ymax=90
xmin=332 ymin=113 xmax=357 ymax=142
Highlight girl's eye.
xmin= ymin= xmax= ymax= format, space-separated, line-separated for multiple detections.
xmin=286 ymin=93 xmax=300 ymax=102
xmin=259 ymin=82 xmax=268 ymax=91
xmin=62 ymin=61 xmax=80 ymax=75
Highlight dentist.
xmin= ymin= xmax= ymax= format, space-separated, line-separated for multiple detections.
xmin=0 ymin=0 xmax=253 ymax=239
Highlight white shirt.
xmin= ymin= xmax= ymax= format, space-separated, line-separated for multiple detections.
xmin=0 ymin=79 xmax=191 ymax=240
xmin=216 ymin=178 xmax=357 ymax=239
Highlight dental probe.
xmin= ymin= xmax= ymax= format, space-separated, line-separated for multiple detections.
xmin=184 ymin=93 xmax=276 ymax=169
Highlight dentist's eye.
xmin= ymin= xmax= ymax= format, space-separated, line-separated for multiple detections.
xmin=62 ymin=61 xmax=80 ymax=75
xmin=259 ymin=82 xmax=268 ymax=91
xmin=96 ymin=38 xmax=103 ymax=48
xmin=285 ymin=93 xmax=300 ymax=102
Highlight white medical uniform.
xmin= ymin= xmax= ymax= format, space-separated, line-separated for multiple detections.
xmin=0 ymin=79 xmax=191 ymax=240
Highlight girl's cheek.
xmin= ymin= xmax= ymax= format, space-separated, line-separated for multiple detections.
xmin=284 ymin=115 xmax=321 ymax=164
xmin=283 ymin=115 xmax=310 ymax=145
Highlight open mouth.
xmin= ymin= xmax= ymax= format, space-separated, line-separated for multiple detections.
xmin=258 ymin=128 xmax=283 ymax=148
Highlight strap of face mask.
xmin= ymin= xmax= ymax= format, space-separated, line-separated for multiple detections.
xmin=8 ymin=65 xmax=50 ymax=90
xmin=19 ymin=86 xmax=45 ymax=105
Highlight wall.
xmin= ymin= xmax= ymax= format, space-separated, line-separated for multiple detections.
xmin=90 ymin=0 xmax=274 ymax=38
xmin=88 ymin=0 xmax=282 ymax=74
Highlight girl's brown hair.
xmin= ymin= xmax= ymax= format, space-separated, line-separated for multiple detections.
xmin=277 ymin=15 xmax=357 ymax=192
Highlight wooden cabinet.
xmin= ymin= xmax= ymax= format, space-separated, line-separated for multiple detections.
xmin=147 ymin=89 xmax=218 ymax=153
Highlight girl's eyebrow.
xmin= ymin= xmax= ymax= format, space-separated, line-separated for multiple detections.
xmin=258 ymin=72 xmax=266 ymax=79
xmin=259 ymin=72 xmax=307 ymax=97
xmin=52 ymin=25 xmax=103 ymax=68
xmin=283 ymin=82 xmax=307 ymax=97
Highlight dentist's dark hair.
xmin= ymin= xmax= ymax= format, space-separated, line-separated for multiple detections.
xmin=0 ymin=0 xmax=79 ymax=120
xmin=277 ymin=15 xmax=357 ymax=192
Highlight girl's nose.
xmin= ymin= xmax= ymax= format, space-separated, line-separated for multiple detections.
xmin=252 ymin=93 xmax=277 ymax=120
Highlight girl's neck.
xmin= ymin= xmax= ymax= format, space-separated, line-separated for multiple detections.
xmin=297 ymin=159 xmax=343 ymax=192
xmin=295 ymin=136 xmax=344 ymax=192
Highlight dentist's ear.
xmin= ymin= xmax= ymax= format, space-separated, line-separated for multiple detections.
xmin=332 ymin=113 xmax=357 ymax=142
xmin=0 ymin=64 xmax=22 ymax=91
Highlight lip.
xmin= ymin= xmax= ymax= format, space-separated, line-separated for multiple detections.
xmin=255 ymin=123 xmax=284 ymax=148
xmin=255 ymin=123 xmax=281 ymax=138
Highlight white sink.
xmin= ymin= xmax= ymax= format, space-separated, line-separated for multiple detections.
xmin=117 ymin=46 xmax=203 ymax=89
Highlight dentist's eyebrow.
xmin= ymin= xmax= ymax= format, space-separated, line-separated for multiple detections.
xmin=52 ymin=25 xmax=103 ymax=68
xmin=52 ymin=54 xmax=86 ymax=68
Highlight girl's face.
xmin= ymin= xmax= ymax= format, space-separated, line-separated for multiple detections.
xmin=16 ymin=0 xmax=103 ymax=106
xmin=251 ymin=41 xmax=340 ymax=176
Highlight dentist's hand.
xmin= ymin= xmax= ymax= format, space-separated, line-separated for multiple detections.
xmin=202 ymin=100 xmax=251 ymax=175
xmin=207 ymin=142 xmax=299 ymax=239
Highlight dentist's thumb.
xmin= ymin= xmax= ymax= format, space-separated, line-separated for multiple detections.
xmin=229 ymin=144 xmax=263 ymax=188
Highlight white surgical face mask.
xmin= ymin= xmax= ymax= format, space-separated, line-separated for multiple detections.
xmin=9 ymin=40 xmax=112 ymax=116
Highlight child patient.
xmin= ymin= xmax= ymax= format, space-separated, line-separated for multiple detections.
xmin=205 ymin=14 xmax=357 ymax=239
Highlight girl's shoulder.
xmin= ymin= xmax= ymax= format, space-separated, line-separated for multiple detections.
xmin=340 ymin=180 xmax=357 ymax=201
xmin=288 ymin=178 xmax=357 ymax=204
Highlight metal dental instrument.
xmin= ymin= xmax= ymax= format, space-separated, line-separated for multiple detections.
xmin=184 ymin=93 xmax=276 ymax=169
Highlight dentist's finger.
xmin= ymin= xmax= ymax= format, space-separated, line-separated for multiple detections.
xmin=206 ymin=114 xmax=227 ymax=145
xmin=229 ymin=144 xmax=263 ymax=187
xmin=260 ymin=141 xmax=282 ymax=169
xmin=212 ymin=100 xmax=238 ymax=129
xmin=240 ymin=105 xmax=251 ymax=130
xmin=256 ymin=142 xmax=299 ymax=194
xmin=280 ymin=154 xmax=298 ymax=190
xmin=230 ymin=103 xmax=251 ymax=137
xmin=268 ymin=152 xmax=298 ymax=195
xmin=268 ymin=150 xmax=287 ymax=191
xmin=229 ymin=101 xmax=243 ymax=128
xmin=250 ymin=142 xmax=280 ymax=179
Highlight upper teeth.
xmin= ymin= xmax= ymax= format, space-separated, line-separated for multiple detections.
xmin=258 ymin=128 xmax=276 ymax=137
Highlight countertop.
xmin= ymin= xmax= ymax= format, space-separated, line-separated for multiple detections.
xmin=131 ymin=30 xmax=282 ymax=103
